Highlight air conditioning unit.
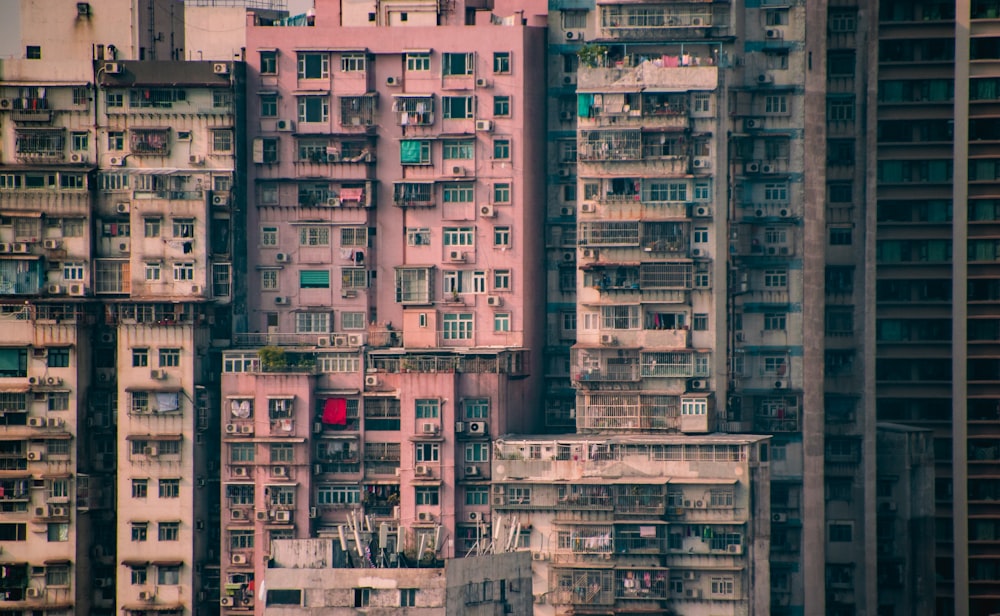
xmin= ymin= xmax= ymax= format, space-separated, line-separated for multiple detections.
xmin=0 ymin=244 xmax=10 ymax=253
xmin=317 ymin=336 xmax=332 ymax=348
xmin=231 ymin=553 xmax=248 ymax=565
xmin=566 ymin=31 xmax=583 ymax=41
xmin=225 ymin=424 xmax=238 ymax=434
xmin=694 ymin=206 xmax=712 ymax=217
xmin=46 ymin=377 xmax=62 ymax=386
xmin=274 ymin=296 xmax=288 ymax=305
xmin=465 ymin=466 xmax=481 ymax=477
xmin=693 ymin=157 xmax=711 ymax=169
xmin=33 ymin=505 xmax=47 ymax=517
xmin=69 ymin=283 xmax=86 ymax=296
xmin=26 ymin=588 xmax=42 ymax=599
xmin=386 ymin=76 xmax=400 ymax=86
xmin=772 ymin=513 xmax=787 ymax=523
xmin=580 ymin=202 xmax=596 ymax=213
xmin=562 ymin=251 xmax=575 ymax=262
xmin=332 ymin=335 xmax=349 ymax=347
xmin=690 ymin=379 xmax=708 ymax=390
xmin=276 ymin=118 xmax=294 ymax=132
xmin=342 ymin=289 xmax=357 ymax=298
xmin=557 ymin=168 xmax=571 ymax=178
xmin=273 ymin=466 xmax=288 ymax=477
xmin=104 ymin=62 xmax=123 ymax=74
xmin=692 ymin=17 xmax=705 ymax=26
xmin=150 ymin=369 xmax=166 ymax=380
xmin=46 ymin=418 xmax=63 ymax=428
xmin=364 ymin=375 xmax=379 ymax=387
xmin=582 ymin=248 xmax=599 ymax=259
xmin=143 ymin=446 xmax=158 ymax=456
xmin=116 ymin=202 xmax=130 ymax=214
xmin=255 ymin=510 xmax=269 ymax=521
xmin=691 ymin=248 xmax=704 ymax=257
xmin=43 ymin=239 xmax=61 ymax=250
xmin=0 ymin=98 xmax=11 ymax=109
xmin=109 ymin=156 xmax=125 ymax=167
xmin=727 ymin=544 xmax=743 ymax=554
xmin=417 ymin=511 xmax=433 ymax=522
xmin=275 ymin=252 xmax=290 ymax=263
xmin=774 ymin=379 xmax=788 ymax=389
xmin=480 ymin=204 xmax=496 ymax=218
xmin=563 ymin=74 xmax=577 ymax=86
xmin=475 ymin=120 xmax=494 ymax=132
xmin=422 ymin=422 xmax=439 ymax=435
xmin=486 ymin=295 xmax=503 ymax=307
xmin=220 ymin=596 xmax=234 ymax=606
xmin=685 ymin=588 xmax=702 ymax=599
xmin=415 ymin=465 xmax=430 ymax=476
xmin=600 ymin=334 xmax=617 ymax=346
xmin=233 ymin=466 xmax=249 ymax=477
xmin=447 ymin=250 xmax=465 ymax=262
xmin=27 ymin=451 xmax=43 ymax=461
xmin=189 ymin=155 xmax=204 ymax=165
xmin=745 ymin=118 xmax=763 ymax=130
xmin=70 ymin=153 xmax=88 ymax=164
xmin=274 ymin=510 xmax=291 ymax=522
xmin=468 ymin=422 xmax=488 ymax=435
xmin=51 ymin=506 xmax=68 ymax=517
xmin=28 ymin=417 xmax=45 ymax=428
xmin=779 ymin=208 xmax=792 ymax=218
xmin=532 ymin=552 xmax=547 ymax=561
xmin=326 ymin=197 xmax=341 ymax=207
xmin=12 ymin=243 xmax=28 ymax=254
xmin=758 ymin=73 xmax=774 ymax=84
xmin=560 ymin=206 xmax=575 ymax=217
xmin=348 ymin=334 xmax=364 ymax=346
xmin=476 ymin=78 xmax=491 ymax=88
xmin=213 ymin=62 xmax=230 ymax=74
xmin=448 ymin=165 xmax=466 ymax=177
xmin=766 ymin=28 xmax=783 ymax=39
xmin=239 ymin=425 xmax=254 ymax=434
xmin=767 ymin=246 xmax=778 ymax=255
xmin=761 ymin=163 xmax=776 ymax=174
xmin=745 ymin=162 xmax=760 ymax=173
xmin=212 ymin=194 xmax=229 ymax=206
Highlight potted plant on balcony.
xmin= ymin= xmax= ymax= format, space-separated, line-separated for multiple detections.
xmin=258 ymin=346 xmax=287 ymax=371
xmin=578 ymin=43 xmax=609 ymax=68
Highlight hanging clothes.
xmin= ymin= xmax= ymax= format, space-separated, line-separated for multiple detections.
xmin=322 ymin=398 xmax=348 ymax=425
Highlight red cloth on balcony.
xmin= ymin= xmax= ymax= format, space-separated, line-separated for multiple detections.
xmin=322 ymin=398 xmax=347 ymax=425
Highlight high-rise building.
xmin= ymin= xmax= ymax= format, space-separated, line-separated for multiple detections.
xmin=218 ymin=1 xmax=547 ymax=611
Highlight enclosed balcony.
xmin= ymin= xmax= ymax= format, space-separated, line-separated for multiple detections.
xmin=0 ymin=259 xmax=44 ymax=295
xmin=573 ymin=347 xmax=641 ymax=385
xmin=578 ymin=91 xmax=690 ymax=130
xmin=14 ymin=129 xmax=65 ymax=162
xmin=129 ymin=129 xmax=170 ymax=156
xmin=551 ymin=569 xmax=614 ymax=606
xmin=578 ymin=53 xmax=719 ymax=97
xmin=393 ymin=182 xmax=435 ymax=208
xmin=339 ymin=94 xmax=377 ymax=129
xmin=392 ymin=95 xmax=434 ymax=127
xmin=597 ymin=3 xmax=725 ymax=41
xmin=576 ymin=392 xmax=681 ymax=432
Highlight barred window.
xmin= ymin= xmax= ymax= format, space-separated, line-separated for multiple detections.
xmin=340 ymin=227 xmax=368 ymax=247
xmin=341 ymin=268 xmax=368 ymax=289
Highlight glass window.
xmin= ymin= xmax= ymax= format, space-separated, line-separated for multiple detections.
xmin=158 ymin=479 xmax=180 ymax=498
xmin=442 ymin=96 xmax=474 ymax=119
xmin=144 ymin=217 xmax=161 ymax=237
xmin=493 ymin=52 xmax=511 ymax=74
xmin=260 ymin=51 xmax=277 ymax=74
xmin=400 ymin=140 xmax=431 ymax=165
xmin=297 ymin=53 xmax=329 ymax=79
xmin=47 ymin=347 xmax=70 ymax=368
xmin=415 ymin=399 xmax=439 ymax=419
xmin=493 ymin=270 xmax=511 ymax=290
xmin=159 ymin=348 xmax=180 ymax=367
xmin=443 ymin=313 xmax=473 ymax=339
xmin=157 ymin=565 xmax=180 ymax=585
xmin=297 ymin=96 xmax=329 ymax=123
xmin=493 ymin=139 xmax=511 ymax=160
xmin=443 ymin=141 xmax=474 ymax=160
xmin=212 ymin=129 xmax=233 ymax=153
xmin=299 ymin=270 xmax=331 ymax=289
xmin=340 ymin=53 xmax=367 ymax=72
xmin=132 ymin=479 xmax=148 ymax=498
xmin=261 ymin=226 xmax=278 ymax=246
xmin=406 ymin=53 xmax=430 ymax=71
xmin=494 ymin=313 xmax=511 ymax=332
xmin=415 ymin=486 xmax=439 ymax=505
xmin=493 ymin=96 xmax=510 ymax=117
xmin=261 ymin=270 xmax=278 ymax=290
xmin=493 ymin=226 xmax=510 ymax=246
xmin=261 ymin=93 xmax=278 ymax=117
xmin=443 ymin=53 xmax=474 ymax=76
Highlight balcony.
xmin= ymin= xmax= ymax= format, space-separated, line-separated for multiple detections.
xmin=392 ymin=96 xmax=435 ymax=127
xmin=129 ymin=129 xmax=170 ymax=156
xmin=597 ymin=5 xmax=724 ymax=42
xmin=577 ymin=393 xmax=681 ymax=432
xmin=392 ymin=183 xmax=435 ymax=208
xmin=578 ymin=58 xmax=719 ymax=96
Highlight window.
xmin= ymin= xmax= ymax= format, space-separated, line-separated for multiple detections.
xmin=693 ymin=227 xmax=709 ymax=243
xmin=71 ymin=132 xmax=89 ymax=151
xmin=693 ymin=314 xmax=708 ymax=331
xmin=131 ymin=522 xmax=148 ymax=542
xmin=231 ymin=443 xmax=255 ymax=463
xmin=466 ymin=486 xmax=489 ymax=505
xmin=297 ymin=52 xmax=329 ymax=79
xmin=173 ymin=262 xmax=194 ymax=281
xmin=60 ymin=261 xmax=83 ymax=281
xmin=298 ymin=96 xmax=329 ymax=122
xmin=262 ymin=226 xmax=278 ymax=246
xmin=829 ymin=522 xmax=853 ymax=542
xmin=107 ymin=131 xmax=125 ymax=150
xmin=443 ymin=52 xmax=474 ymax=76
xmin=765 ymin=95 xmax=788 ymax=114
xmin=416 ymin=399 xmax=439 ymax=419
xmin=693 ymin=94 xmax=711 ymax=113
xmin=260 ymin=50 xmax=277 ymax=74
xmin=342 ymin=312 xmax=366 ymax=329
xmin=443 ymin=313 xmax=473 ymax=339
xmin=258 ymin=270 xmax=277 ymax=291
xmin=493 ymin=52 xmax=511 ymax=74
xmin=493 ymin=96 xmax=510 ymax=117
xmin=213 ymin=90 xmax=232 ymax=108
xmin=131 ymin=567 xmax=148 ymax=585
xmin=299 ymin=226 xmax=330 ymax=246
xmin=415 ymin=486 xmax=439 ymax=505
xmin=830 ymin=227 xmax=853 ymax=245
xmin=260 ymin=93 xmax=278 ymax=117
xmin=764 ymin=313 xmax=787 ymax=331
xmin=407 ymin=228 xmax=430 ymax=246
xmin=106 ymin=92 xmax=123 ymax=108
xmin=828 ymin=98 xmax=854 ymax=121
xmin=132 ymin=479 xmax=148 ymax=498
xmin=144 ymin=217 xmax=161 ymax=237
xmin=299 ymin=270 xmax=330 ymax=289
xmin=48 ymin=392 xmax=69 ymax=411
xmin=295 ymin=312 xmax=330 ymax=333
xmin=493 ymin=139 xmax=511 ymax=160
xmin=494 ymin=313 xmax=511 ymax=332
xmin=764 ymin=269 xmax=788 ymax=288
xmin=158 ymin=479 xmax=180 ymax=498
xmin=212 ymin=129 xmax=233 ymax=153
xmin=132 ymin=348 xmax=149 ymax=367
xmin=354 ymin=588 xmax=371 ymax=608
xmin=494 ymin=226 xmax=510 ymax=246
xmin=157 ymin=565 xmax=180 ymax=585
xmin=140 ymin=261 xmax=160 ymax=282
xmin=159 ymin=348 xmax=180 ymax=368
xmin=443 ymin=227 xmax=475 ymax=247
xmin=172 ymin=218 xmax=194 ymax=238
xmin=340 ymin=53 xmax=367 ymax=72
xmin=443 ymin=183 xmax=474 ymax=202
xmin=493 ymin=183 xmax=511 ymax=204
xmin=406 ymin=53 xmax=430 ymax=72
xmin=443 ymin=96 xmax=474 ymax=119
xmin=46 ymin=564 xmax=70 ymax=586
xmin=41 ymin=347 xmax=69 ymax=369
xmin=401 ymin=588 xmax=417 ymax=607
xmin=466 ymin=443 xmax=489 ymax=462
xmin=828 ymin=52 xmax=856 ymax=76
xmin=830 ymin=11 xmax=856 ymax=32
xmin=443 ymin=140 xmax=474 ymax=160
xmin=400 ymin=140 xmax=431 ymax=165
xmin=260 ymin=139 xmax=279 ymax=164
xmin=415 ymin=443 xmax=440 ymax=462
xmin=26 ymin=45 xmax=40 ymax=59
xmin=711 ymin=577 xmax=735 ymax=596
xmin=493 ymin=270 xmax=511 ymax=290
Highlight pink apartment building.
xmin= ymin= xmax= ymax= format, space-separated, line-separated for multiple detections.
xmin=218 ymin=1 xmax=547 ymax=610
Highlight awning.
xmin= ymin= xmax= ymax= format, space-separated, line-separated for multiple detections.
xmin=0 ymin=384 xmax=30 ymax=394
xmin=266 ymin=394 xmax=295 ymax=400
xmin=124 ymin=386 xmax=183 ymax=393
xmin=41 ymin=432 xmax=73 ymax=440
xmin=319 ymin=434 xmax=359 ymax=440
xmin=121 ymin=559 xmax=149 ymax=567
xmin=226 ymin=395 xmax=254 ymax=400
xmin=0 ymin=211 xmax=43 ymax=218
xmin=125 ymin=434 xmax=182 ymax=441
xmin=252 ymin=437 xmax=306 ymax=444
xmin=43 ymin=558 xmax=70 ymax=565
xmin=121 ymin=603 xmax=185 ymax=611
xmin=316 ymin=389 xmax=360 ymax=396
xmin=151 ymin=560 xmax=183 ymax=566
xmin=293 ymin=89 xmax=331 ymax=95
xmin=392 ymin=93 xmax=435 ymax=98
